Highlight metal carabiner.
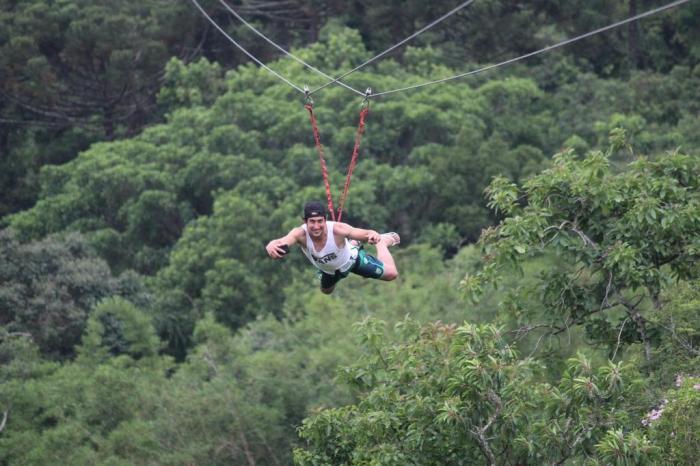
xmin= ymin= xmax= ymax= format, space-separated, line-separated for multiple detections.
xmin=361 ymin=87 xmax=372 ymax=109
xmin=304 ymin=85 xmax=313 ymax=106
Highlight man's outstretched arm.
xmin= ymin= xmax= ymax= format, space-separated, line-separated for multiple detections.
xmin=266 ymin=227 xmax=304 ymax=259
xmin=334 ymin=222 xmax=381 ymax=244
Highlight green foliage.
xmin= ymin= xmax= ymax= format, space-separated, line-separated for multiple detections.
xmin=0 ymin=0 xmax=196 ymax=134
xmin=645 ymin=279 xmax=700 ymax=383
xmin=1 ymin=6 xmax=699 ymax=464
xmin=295 ymin=319 xmax=651 ymax=465
xmin=7 ymin=113 xmax=277 ymax=273
xmin=0 ymin=229 xmax=150 ymax=358
xmin=520 ymin=353 xmax=652 ymax=464
xmin=295 ymin=319 xmax=530 ymax=465
xmin=9 ymin=19 xmax=700 ymax=274
xmin=647 ymin=376 xmax=700 ymax=464
xmin=0 ymin=296 xmax=367 ymax=465
xmin=595 ymin=429 xmax=657 ymax=466
xmin=151 ymin=191 xmax=292 ymax=356
xmin=157 ymin=57 xmax=226 ymax=111
xmin=79 ymin=298 xmax=161 ymax=362
xmin=0 ymin=0 xmax=202 ymax=217
xmin=0 ymin=319 xmax=168 ymax=465
xmin=468 ymin=143 xmax=700 ymax=360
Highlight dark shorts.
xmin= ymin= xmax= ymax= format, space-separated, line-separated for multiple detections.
xmin=320 ymin=248 xmax=385 ymax=290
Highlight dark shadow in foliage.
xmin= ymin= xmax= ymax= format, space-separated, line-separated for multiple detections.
xmin=0 ymin=229 xmax=151 ymax=359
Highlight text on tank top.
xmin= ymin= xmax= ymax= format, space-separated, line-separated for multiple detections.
xmin=301 ymin=221 xmax=354 ymax=273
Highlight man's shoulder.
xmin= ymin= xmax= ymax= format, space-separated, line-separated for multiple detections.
xmin=292 ymin=226 xmax=308 ymax=242
xmin=332 ymin=221 xmax=352 ymax=232
xmin=331 ymin=222 xmax=353 ymax=241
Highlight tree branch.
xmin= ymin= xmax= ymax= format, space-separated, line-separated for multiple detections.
xmin=470 ymin=390 xmax=502 ymax=466
xmin=602 ymin=270 xmax=614 ymax=309
xmin=543 ymin=221 xmax=599 ymax=251
xmin=611 ymin=317 xmax=629 ymax=361
xmin=506 ymin=324 xmax=553 ymax=339
xmin=619 ymin=296 xmax=652 ymax=363
xmin=658 ymin=319 xmax=700 ymax=356
xmin=0 ymin=332 xmax=33 ymax=341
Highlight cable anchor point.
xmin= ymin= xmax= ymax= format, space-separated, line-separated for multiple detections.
xmin=304 ymin=85 xmax=313 ymax=106
xmin=362 ymin=88 xmax=372 ymax=109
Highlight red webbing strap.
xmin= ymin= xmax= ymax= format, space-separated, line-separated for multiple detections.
xmin=304 ymin=103 xmax=336 ymax=221
xmin=336 ymin=106 xmax=369 ymax=223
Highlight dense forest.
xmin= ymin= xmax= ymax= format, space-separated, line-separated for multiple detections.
xmin=1 ymin=0 xmax=699 ymax=464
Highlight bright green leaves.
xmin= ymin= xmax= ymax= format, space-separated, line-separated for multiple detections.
xmin=296 ymin=319 xmax=650 ymax=465
xmin=646 ymin=376 xmax=700 ymax=464
xmin=151 ymin=192 xmax=290 ymax=356
xmin=1 ymin=300 xmax=366 ymax=465
xmin=471 ymin=143 xmax=700 ymax=355
xmin=8 ymin=113 xmax=276 ymax=274
xmin=645 ymin=280 xmax=700 ymax=379
xmin=78 ymin=298 xmax=161 ymax=364
xmin=513 ymin=353 xmax=648 ymax=464
xmin=297 ymin=319 xmax=537 ymax=465
xmin=595 ymin=429 xmax=657 ymax=466
xmin=158 ymin=57 xmax=226 ymax=111
xmin=598 ymin=359 xmax=625 ymax=394
xmin=485 ymin=175 xmax=519 ymax=215
xmin=605 ymin=241 xmax=644 ymax=289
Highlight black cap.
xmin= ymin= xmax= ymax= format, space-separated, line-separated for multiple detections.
xmin=303 ymin=201 xmax=327 ymax=220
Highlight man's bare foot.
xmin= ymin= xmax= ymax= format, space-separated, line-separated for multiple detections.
xmin=380 ymin=232 xmax=400 ymax=247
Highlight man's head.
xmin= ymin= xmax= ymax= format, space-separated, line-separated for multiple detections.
xmin=303 ymin=201 xmax=327 ymax=221
xmin=303 ymin=201 xmax=327 ymax=238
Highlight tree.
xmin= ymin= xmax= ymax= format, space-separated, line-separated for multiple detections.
xmin=646 ymin=375 xmax=700 ymax=465
xmin=151 ymin=191 xmax=294 ymax=357
xmin=0 ymin=300 xmax=167 ymax=465
xmin=0 ymin=229 xmax=150 ymax=358
xmin=79 ymin=297 xmax=161 ymax=362
xmin=0 ymin=0 xmax=199 ymax=139
xmin=0 ymin=0 xmax=206 ymax=218
xmin=464 ymin=137 xmax=700 ymax=363
xmin=294 ymin=317 xmax=654 ymax=465
xmin=10 ymin=22 xmax=699 ymax=271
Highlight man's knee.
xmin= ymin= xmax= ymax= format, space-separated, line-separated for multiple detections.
xmin=382 ymin=268 xmax=398 ymax=281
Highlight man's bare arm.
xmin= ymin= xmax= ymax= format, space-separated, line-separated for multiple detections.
xmin=266 ymin=227 xmax=305 ymax=259
xmin=334 ymin=222 xmax=381 ymax=244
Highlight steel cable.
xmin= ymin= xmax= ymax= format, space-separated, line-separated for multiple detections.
xmin=372 ymin=0 xmax=691 ymax=97
xmin=217 ymin=0 xmax=365 ymax=97
xmin=308 ymin=0 xmax=477 ymax=96
xmin=190 ymin=0 xmax=304 ymax=94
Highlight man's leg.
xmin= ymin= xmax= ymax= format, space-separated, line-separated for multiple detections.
xmin=375 ymin=233 xmax=399 ymax=281
xmin=320 ymin=270 xmax=343 ymax=294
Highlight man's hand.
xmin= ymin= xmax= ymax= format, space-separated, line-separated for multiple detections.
xmin=266 ymin=240 xmax=289 ymax=259
xmin=366 ymin=230 xmax=381 ymax=245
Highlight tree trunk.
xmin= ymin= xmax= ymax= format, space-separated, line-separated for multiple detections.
xmin=630 ymin=310 xmax=652 ymax=363
xmin=628 ymin=0 xmax=643 ymax=69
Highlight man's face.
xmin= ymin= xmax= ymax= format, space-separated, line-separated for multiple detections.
xmin=305 ymin=216 xmax=326 ymax=238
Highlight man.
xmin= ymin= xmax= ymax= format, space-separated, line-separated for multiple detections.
xmin=266 ymin=201 xmax=400 ymax=294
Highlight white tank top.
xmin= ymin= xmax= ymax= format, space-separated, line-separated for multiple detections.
xmin=301 ymin=221 xmax=355 ymax=274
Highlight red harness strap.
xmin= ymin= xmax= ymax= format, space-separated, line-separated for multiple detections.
xmin=304 ymin=103 xmax=370 ymax=223
xmin=305 ymin=103 xmax=336 ymax=221
xmin=337 ymin=106 xmax=369 ymax=223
